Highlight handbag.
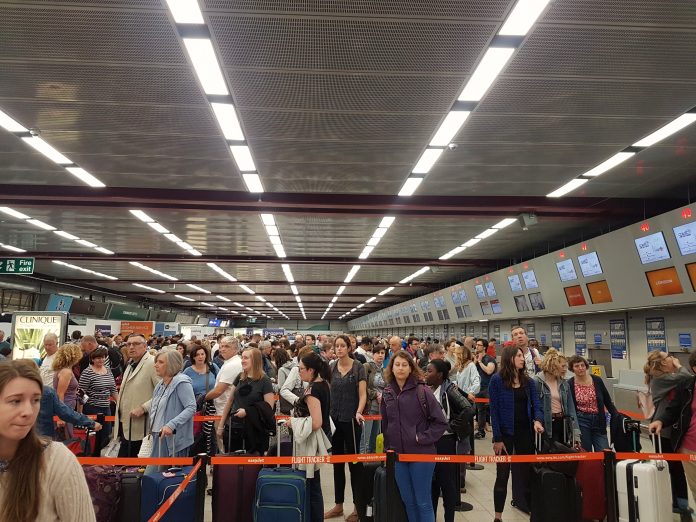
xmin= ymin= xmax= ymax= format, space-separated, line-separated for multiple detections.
xmin=137 ymin=433 xmax=153 ymax=458
xmin=103 ymin=437 xmax=121 ymax=458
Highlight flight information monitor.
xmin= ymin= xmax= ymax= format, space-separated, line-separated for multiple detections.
xmin=529 ymin=292 xmax=546 ymax=310
xmin=634 ymin=232 xmax=671 ymax=265
xmin=474 ymin=284 xmax=485 ymax=300
xmin=673 ymin=222 xmax=696 ymax=256
xmin=490 ymin=299 xmax=502 ymax=314
xmin=587 ymin=280 xmax=613 ymax=304
xmin=645 ymin=267 xmax=683 ymax=297
xmin=484 ymin=281 xmax=497 ymax=297
xmin=556 ymin=259 xmax=578 ymax=282
xmin=508 ymin=274 xmax=523 ymax=292
xmin=514 ymin=295 xmax=530 ymax=312
xmin=522 ymin=270 xmax=539 ymax=289
xmin=564 ymin=285 xmax=587 ymax=307
xmin=578 ymin=251 xmax=603 ymax=277
xmin=480 ymin=301 xmax=492 ymax=315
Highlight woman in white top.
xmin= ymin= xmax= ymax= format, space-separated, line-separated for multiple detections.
xmin=0 ymin=360 xmax=95 ymax=522
xmin=455 ymin=344 xmax=480 ymax=402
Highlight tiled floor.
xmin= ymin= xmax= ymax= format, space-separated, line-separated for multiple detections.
xmin=203 ymin=434 xmax=693 ymax=521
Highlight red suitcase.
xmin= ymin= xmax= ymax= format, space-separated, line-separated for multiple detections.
xmin=576 ymin=456 xmax=606 ymax=521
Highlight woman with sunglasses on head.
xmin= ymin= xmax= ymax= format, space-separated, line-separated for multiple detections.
xmin=489 ymin=345 xmax=544 ymax=522
xmin=645 ymin=350 xmax=693 ymax=518
xmin=0 ymin=360 xmax=95 ymax=521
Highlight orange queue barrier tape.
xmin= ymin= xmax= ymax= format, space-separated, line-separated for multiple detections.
xmin=60 ymin=414 xmax=386 ymax=423
xmin=615 ymin=452 xmax=696 ymax=462
xmin=147 ymin=459 xmax=202 ymax=522
xmin=211 ymin=453 xmax=386 ymax=466
xmin=617 ymin=409 xmax=647 ymax=421
xmin=399 ymin=452 xmax=605 ymax=464
xmin=77 ymin=456 xmax=194 ymax=466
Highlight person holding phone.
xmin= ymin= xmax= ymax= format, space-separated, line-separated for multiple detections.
xmin=489 ymin=345 xmax=544 ymax=522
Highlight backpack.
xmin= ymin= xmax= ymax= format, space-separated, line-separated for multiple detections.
xmin=444 ymin=382 xmax=475 ymax=439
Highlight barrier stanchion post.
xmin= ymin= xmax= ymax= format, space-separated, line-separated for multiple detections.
xmin=386 ymin=450 xmax=397 ymax=522
xmin=194 ymin=453 xmax=208 ymax=522
xmin=467 ymin=415 xmax=484 ymax=471
xmin=95 ymin=413 xmax=105 ymax=456
xmin=604 ymin=450 xmax=618 ymax=522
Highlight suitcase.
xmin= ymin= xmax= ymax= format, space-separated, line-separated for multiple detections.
xmin=254 ymin=420 xmax=308 ymax=522
xmin=373 ymin=451 xmax=408 ymax=522
xmin=140 ymin=437 xmax=198 ymax=522
xmin=576 ymin=457 xmax=606 ymax=521
xmin=83 ymin=465 xmax=122 ymax=522
xmin=530 ymin=466 xmax=582 ymax=522
xmin=617 ymin=435 xmax=672 ymax=522
xmin=116 ymin=467 xmax=144 ymax=522
xmin=213 ymin=419 xmax=261 ymax=522
xmin=511 ymin=463 xmax=531 ymax=514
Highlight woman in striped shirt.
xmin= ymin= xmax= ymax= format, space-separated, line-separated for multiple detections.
xmin=79 ymin=347 xmax=118 ymax=448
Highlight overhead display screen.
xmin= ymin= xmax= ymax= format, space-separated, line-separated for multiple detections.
xmin=480 ymin=301 xmax=492 ymax=315
xmin=587 ymin=280 xmax=613 ymax=304
xmin=687 ymin=263 xmax=696 ymax=291
xmin=490 ymin=299 xmax=502 ymax=314
xmin=645 ymin=267 xmax=684 ymax=297
xmin=578 ymin=251 xmax=603 ymax=277
xmin=635 ymin=232 xmax=671 ymax=265
xmin=556 ymin=259 xmax=578 ymax=282
xmin=564 ymin=285 xmax=587 ymax=307
xmin=529 ymin=292 xmax=546 ymax=310
xmin=514 ymin=295 xmax=530 ymax=312
xmin=673 ymin=222 xmax=696 ymax=256
xmin=508 ymin=274 xmax=523 ymax=292
xmin=484 ymin=281 xmax=497 ymax=297
xmin=433 ymin=296 xmax=446 ymax=309
xmin=474 ymin=284 xmax=486 ymax=300
xmin=522 ymin=270 xmax=539 ymax=289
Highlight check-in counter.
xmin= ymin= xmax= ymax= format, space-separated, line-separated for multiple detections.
xmin=613 ymin=369 xmax=648 ymax=422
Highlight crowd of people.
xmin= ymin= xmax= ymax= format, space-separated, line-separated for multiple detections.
xmin=2 ymin=326 xmax=696 ymax=521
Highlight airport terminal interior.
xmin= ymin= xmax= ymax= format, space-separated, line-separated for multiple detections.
xmin=1 ymin=0 xmax=696 ymax=520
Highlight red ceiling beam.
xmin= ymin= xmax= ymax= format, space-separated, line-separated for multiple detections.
xmin=0 ymin=184 xmax=679 ymax=219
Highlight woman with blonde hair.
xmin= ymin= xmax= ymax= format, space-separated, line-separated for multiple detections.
xmin=533 ymin=348 xmax=580 ymax=444
xmin=52 ymin=343 xmax=83 ymax=439
xmin=217 ymin=348 xmax=275 ymax=454
xmin=0 ymin=360 xmax=95 ymax=521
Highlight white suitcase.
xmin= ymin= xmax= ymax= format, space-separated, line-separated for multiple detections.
xmin=616 ymin=435 xmax=672 ymax=522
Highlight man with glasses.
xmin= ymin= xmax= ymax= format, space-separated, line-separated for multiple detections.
xmin=474 ymin=339 xmax=496 ymax=439
xmin=113 ymin=333 xmax=159 ymax=457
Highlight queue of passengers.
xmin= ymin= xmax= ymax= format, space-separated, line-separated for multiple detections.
xmin=3 ymin=327 xmax=696 ymax=522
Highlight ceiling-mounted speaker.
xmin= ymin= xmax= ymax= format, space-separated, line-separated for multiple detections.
xmin=518 ymin=213 xmax=538 ymax=231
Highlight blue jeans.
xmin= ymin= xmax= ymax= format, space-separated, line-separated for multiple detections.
xmin=361 ymin=419 xmax=381 ymax=453
xmin=576 ymin=412 xmax=609 ymax=451
xmin=395 ymin=461 xmax=436 ymax=522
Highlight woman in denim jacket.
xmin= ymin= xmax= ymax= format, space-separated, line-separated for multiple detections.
xmin=533 ymin=349 xmax=581 ymax=444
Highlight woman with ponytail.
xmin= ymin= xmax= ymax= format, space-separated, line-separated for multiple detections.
xmin=0 ymin=360 xmax=95 ymax=522
xmin=287 ymin=352 xmax=332 ymax=522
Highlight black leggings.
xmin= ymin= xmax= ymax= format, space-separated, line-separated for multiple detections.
xmin=493 ymin=431 xmax=534 ymax=513
xmin=331 ymin=419 xmax=364 ymax=513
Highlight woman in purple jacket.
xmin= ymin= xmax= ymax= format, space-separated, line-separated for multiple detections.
xmin=381 ymin=350 xmax=448 ymax=522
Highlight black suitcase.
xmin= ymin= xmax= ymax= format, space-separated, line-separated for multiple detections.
xmin=361 ymin=461 xmax=380 ymax=521
xmin=511 ymin=463 xmax=531 ymax=514
xmin=530 ymin=467 xmax=581 ymax=522
xmin=372 ymin=455 xmax=408 ymax=522
xmin=116 ymin=467 xmax=144 ymax=522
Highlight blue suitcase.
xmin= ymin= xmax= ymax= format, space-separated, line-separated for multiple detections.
xmin=140 ymin=465 xmax=197 ymax=522
xmin=254 ymin=421 xmax=308 ymax=522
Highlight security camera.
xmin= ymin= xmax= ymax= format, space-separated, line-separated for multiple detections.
xmin=447 ymin=143 xmax=458 ymax=151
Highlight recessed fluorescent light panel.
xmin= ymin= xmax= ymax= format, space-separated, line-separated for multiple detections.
xmin=475 ymin=228 xmax=498 ymax=239
xmin=281 ymin=264 xmax=295 ymax=283
xmin=492 ymin=218 xmax=517 ymax=229
xmin=211 ymin=103 xmax=245 ymax=141
xmin=633 ymin=112 xmax=696 ymax=147
xmin=129 ymin=261 xmax=178 ymax=281
xmin=129 ymin=210 xmax=154 ymax=223
xmin=230 ymin=145 xmax=256 ymax=172
xmin=75 ymin=239 xmax=97 ymax=248
xmin=21 ymin=136 xmax=72 ymax=165
xmin=242 ymin=173 xmax=264 ymax=193
xmin=399 ymin=266 xmax=430 ymax=284
xmin=182 ymin=38 xmax=229 ymax=95
xmin=186 ymin=284 xmax=211 ymax=294
xmin=547 ymin=178 xmax=589 ymax=198
xmin=344 ymin=265 xmax=361 ymax=283
xmin=458 ymin=47 xmax=515 ymax=102
xmin=439 ymin=246 xmax=466 ymax=260
xmin=52 ymin=260 xmax=118 ymax=280
xmin=207 ymin=263 xmax=238 ymax=282
xmin=0 ymin=109 xmax=27 ymax=132
xmin=378 ymin=287 xmax=395 ymax=296
xmin=239 ymin=284 xmax=255 ymax=295
xmin=53 ymin=230 xmax=80 ymax=241
xmin=133 ymin=283 xmax=166 ymax=294
xmin=498 ymin=0 xmax=551 ymax=36
xmin=65 ymin=167 xmax=105 ymax=188
xmin=0 ymin=243 xmax=27 ymax=253
xmin=398 ymin=176 xmax=424 ymax=197
xmin=165 ymin=0 xmax=204 ymax=24
xmin=429 ymin=111 xmax=470 ymax=147
xmin=0 ymin=207 xmax=30 ymax=220
xmin=412 ymin=148 xmax=444 ymax=174
xmin=147 ymin=222 xmax=170 ymax=234
xmin=463 ymin=237 xmax=482 ymax=247
xmin=582 ymin=152 xmax=635 ymax=177
xmin=26 ymin=219 xmax=56 ymax=231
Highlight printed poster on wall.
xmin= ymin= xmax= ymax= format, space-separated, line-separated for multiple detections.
xmin=526 ymin=323 xmax=536 ymax=339
xmin=646 ymin=317 xmax=667 ymax=352
xmin=481 ymin=323 xmax=489 ymax=339
xmin=551 ymin=323 xmax=562 ymax=349
xmin=11 ymin=311 xmax=68 ymax=359
xmin=574 ymin=321 xmax=587 ymax=357
xmin=468 ymin=325 xmax=475 ymax=336
xmin=493 ymin=324 xmax=500 ymax=340
xmin=609 ymin=319 xmax=627 ymax=359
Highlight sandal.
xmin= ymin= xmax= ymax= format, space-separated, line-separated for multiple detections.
xmin=324 ymin=506 xmax=344 ymax=519
xmin=345 ymin=511 xmax=358 ymax=522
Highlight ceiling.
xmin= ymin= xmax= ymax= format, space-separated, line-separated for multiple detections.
xmin=0 ymin=0 xmax=695 ymax=321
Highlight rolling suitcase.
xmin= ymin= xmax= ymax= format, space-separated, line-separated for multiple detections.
xmin=140 ymin=436 xmax=198 ymax=522
xmin=576 ymin=456 xmax=606 ymax=521
xmin=617 ymin=434 xmax=672 ymax=522
xmin=372 ymin=452 xmax=407 ymax=522
xmin=116 ymin=467 xmax=144 ymax=522
xmin=510 ymin=458 xmax=531 ymax=514
xmin=254 ymin=420 xmax=308 ymax=522
xmin=83 ymin=465 xmax=122 ymax=522
xmin=213 ymin=419 xmax=261 ymax=522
